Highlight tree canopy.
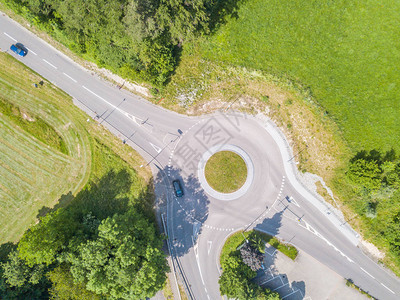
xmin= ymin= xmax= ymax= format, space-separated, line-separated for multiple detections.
xmin=6 ymin=0 xmax=219 ymax=85
xmin=65 ymin=210 xmax=168 ymax=299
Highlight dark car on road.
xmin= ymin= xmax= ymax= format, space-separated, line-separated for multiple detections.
xmin=172 ymin=179 xmax=184 ymax=197
xmin=10 ymin=43 xmax=27 ymax=57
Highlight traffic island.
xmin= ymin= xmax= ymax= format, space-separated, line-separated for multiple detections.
xmin=204 ymin=150 xmax=247 ymax=193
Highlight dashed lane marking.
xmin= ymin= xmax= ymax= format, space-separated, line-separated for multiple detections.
xmin=82 ymin=85 xmax=107 ymax=102
xmin=63 ymin=72 xmax=77 ymax=83
xmin=4 ymin=32 xmax=17 ymax=42
xmin=381 ymin=283 xmax=395 ymax=294
xmin=25 ymin=47 xmax=37 ymax=55
xmin=360 ymin=267 xmax=375 ymax=279
xmin=42 ymin=59 xmax=57 ymax=69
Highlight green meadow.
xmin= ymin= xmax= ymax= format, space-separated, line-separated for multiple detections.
xmin=202 ymin=0 xmax=399 ymax=151
xmin=0 ymin=53 xmax=149 ymax=243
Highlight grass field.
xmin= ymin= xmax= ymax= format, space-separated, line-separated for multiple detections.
xmin=0 ymin=52 xmax=150 ymax=243
xmin=205 ymin=151 xmax=247 ymax=193
xmin=202 ymin=0 xmax=400 ymax=152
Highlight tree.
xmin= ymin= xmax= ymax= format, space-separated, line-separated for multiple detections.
xmin=219 ymin=255 xmax=256 ymax=299
xmin=240 ymin=243 xmax=264 ymax=271
xmin=1 ymin=250 xmax=46 ymax=287
xmin=18 ymin=208 xmax=80 ymax=267
xmin=47 ymin=264 xmax=100 ymax=300
xmin=66 ymin=209 xmax=168 ymax=299
xmin=347 ymin=159 xmax=382 ymax=191
xmin=0 ymin=249 xmax=50 ymax=298
xmin=219 ymin=254 xmax=280 ymax=300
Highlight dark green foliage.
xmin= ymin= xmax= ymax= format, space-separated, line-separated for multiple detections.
xmin=18 ymin=208 xmax=80 ymax=267
xmin=0 ymin=96 xmax=68 ymax=154
xmin=219 ymin=255 xmax=280 ymax=300
xmin=0 ymin=248 xmax=50 ymax=299
xmin=47 ymin=264 xmax=101 ymax=299
xmin=347 ymin=149 xmax=400 ymax=193
xmin=347 ymin=149 xmax=400 ymax=267
xmin=65 ymin=210 xmax=168 ymax=299
xmin=347 ymin=159 xmax=382 ymax=192
xmin=219 ymin=255 xmax=257 ymax=299
xmin=1 ymin=170 xmax=167 ymax=299
xmin=219 ymin=232 xmax=280 ymax=299
xmin=3 ymin=0 xmax=223 ymax=85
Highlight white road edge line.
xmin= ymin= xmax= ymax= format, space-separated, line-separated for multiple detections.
xmin=380 ymin=283 xmax=395 ymax=294
xmin=3 ymin=32 xmax=17 ymax=42
xmin=360 ymin=267 xmax=375 ymax=279
xmin=25 ymin=47 xmax=37 ymax=55
xmin=63 ymin=72 xmax=77 ymax=83
xmin=42 ymin=59 xmax=57 ymax=69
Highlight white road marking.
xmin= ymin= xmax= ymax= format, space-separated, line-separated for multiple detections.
xmin=273 ymin=282 xmax=289 ymax=292
xmin=207 ymin=241 xmax=212 ymax=255
xmin=63 ymin=72 xmax=77 ymax=83
xmin=4 ymin=32 xmax=17 ymax=42
xmin=287 ymin=196 xmax=300 ymax=207
xmin=149 ymin=142 xmax=162 ymax=153
xmin=282 ymin=289 xmax=301 ymax=299
xmin=42 ymin=59 xmax=57 ymax=69
xmin=381 ymin=283 xmax=395 ymax=294
xmin=25 ymin=47 xmax=37 ymax=55
xmin=82 ymin=85 xmax=108 ymax=102
xmin=360 ymin=267 xmax=375 ymax=279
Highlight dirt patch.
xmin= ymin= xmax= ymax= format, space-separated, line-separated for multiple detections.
xmin=360 ymin=239 xmax=385 ymax=260
xmin=21 ymin=111 xmax=35 ymax=122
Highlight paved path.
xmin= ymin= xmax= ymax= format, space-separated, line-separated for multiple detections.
xmin=256 ymin=243 xmax=368 ymax=300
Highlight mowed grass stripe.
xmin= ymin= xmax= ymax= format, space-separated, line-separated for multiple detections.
xmin=0 ymin=53 xmax=91 ymax=242
xmin=0 ymin=119 xmax=71 ymax=175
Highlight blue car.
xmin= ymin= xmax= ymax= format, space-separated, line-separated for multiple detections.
xmin=10 ymin=43 xmax=27 ymax=57
xmin=172 ymin=180 xmax=184 ymax=197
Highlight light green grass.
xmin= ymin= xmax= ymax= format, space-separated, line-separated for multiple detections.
xmin=254 ymin=230 xmax=298 ymax=261
xmin=0 ymin=52 xmax=150 ymax=243
xmin=202 ymin=0 xmax=400 ymax=152
xmin=220 ymin=230 xmax=298 ymax=263
xmin=220 ymin=231 xmax=251 ymax=263
xmin=0 ymin=53 xmax=91 ymax=242
xmin=205 ymin=151 xmax=247 ymax=193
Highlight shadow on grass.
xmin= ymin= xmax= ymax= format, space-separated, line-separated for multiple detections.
xmin=36 ymin=169 xmax=154 ymax=223
xmin=207 ymin=0 xmax=248 ymax=33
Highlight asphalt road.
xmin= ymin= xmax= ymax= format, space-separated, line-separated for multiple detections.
xmin=1 ymin=12 xmax=399 ymax=300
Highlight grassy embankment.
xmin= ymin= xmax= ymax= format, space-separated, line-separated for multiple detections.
xmin=0 ymin=52 xmax=151 ymax=244
xmin=205 ymin=151 xmax=247 ymax=193
xmin=160 ymin=0 xmax=400 ymax=273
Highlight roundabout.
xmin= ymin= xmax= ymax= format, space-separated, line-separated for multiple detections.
xmin=198 ymin=144 xmax=254 ymax=200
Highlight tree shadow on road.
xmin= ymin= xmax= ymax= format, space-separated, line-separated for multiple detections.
xmin=153 ymin=164 xmax=210 ymax=258
xmin=253 ymin=211 xmax=307 ymax=299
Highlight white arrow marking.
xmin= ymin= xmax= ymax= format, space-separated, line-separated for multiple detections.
xmin=149 ymin=142 xmax=162 ymax=153
xmin=287 ymin=196 xmax=300 ymax=207
xmin=208 ymin=241 xmax=212 ymax=255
